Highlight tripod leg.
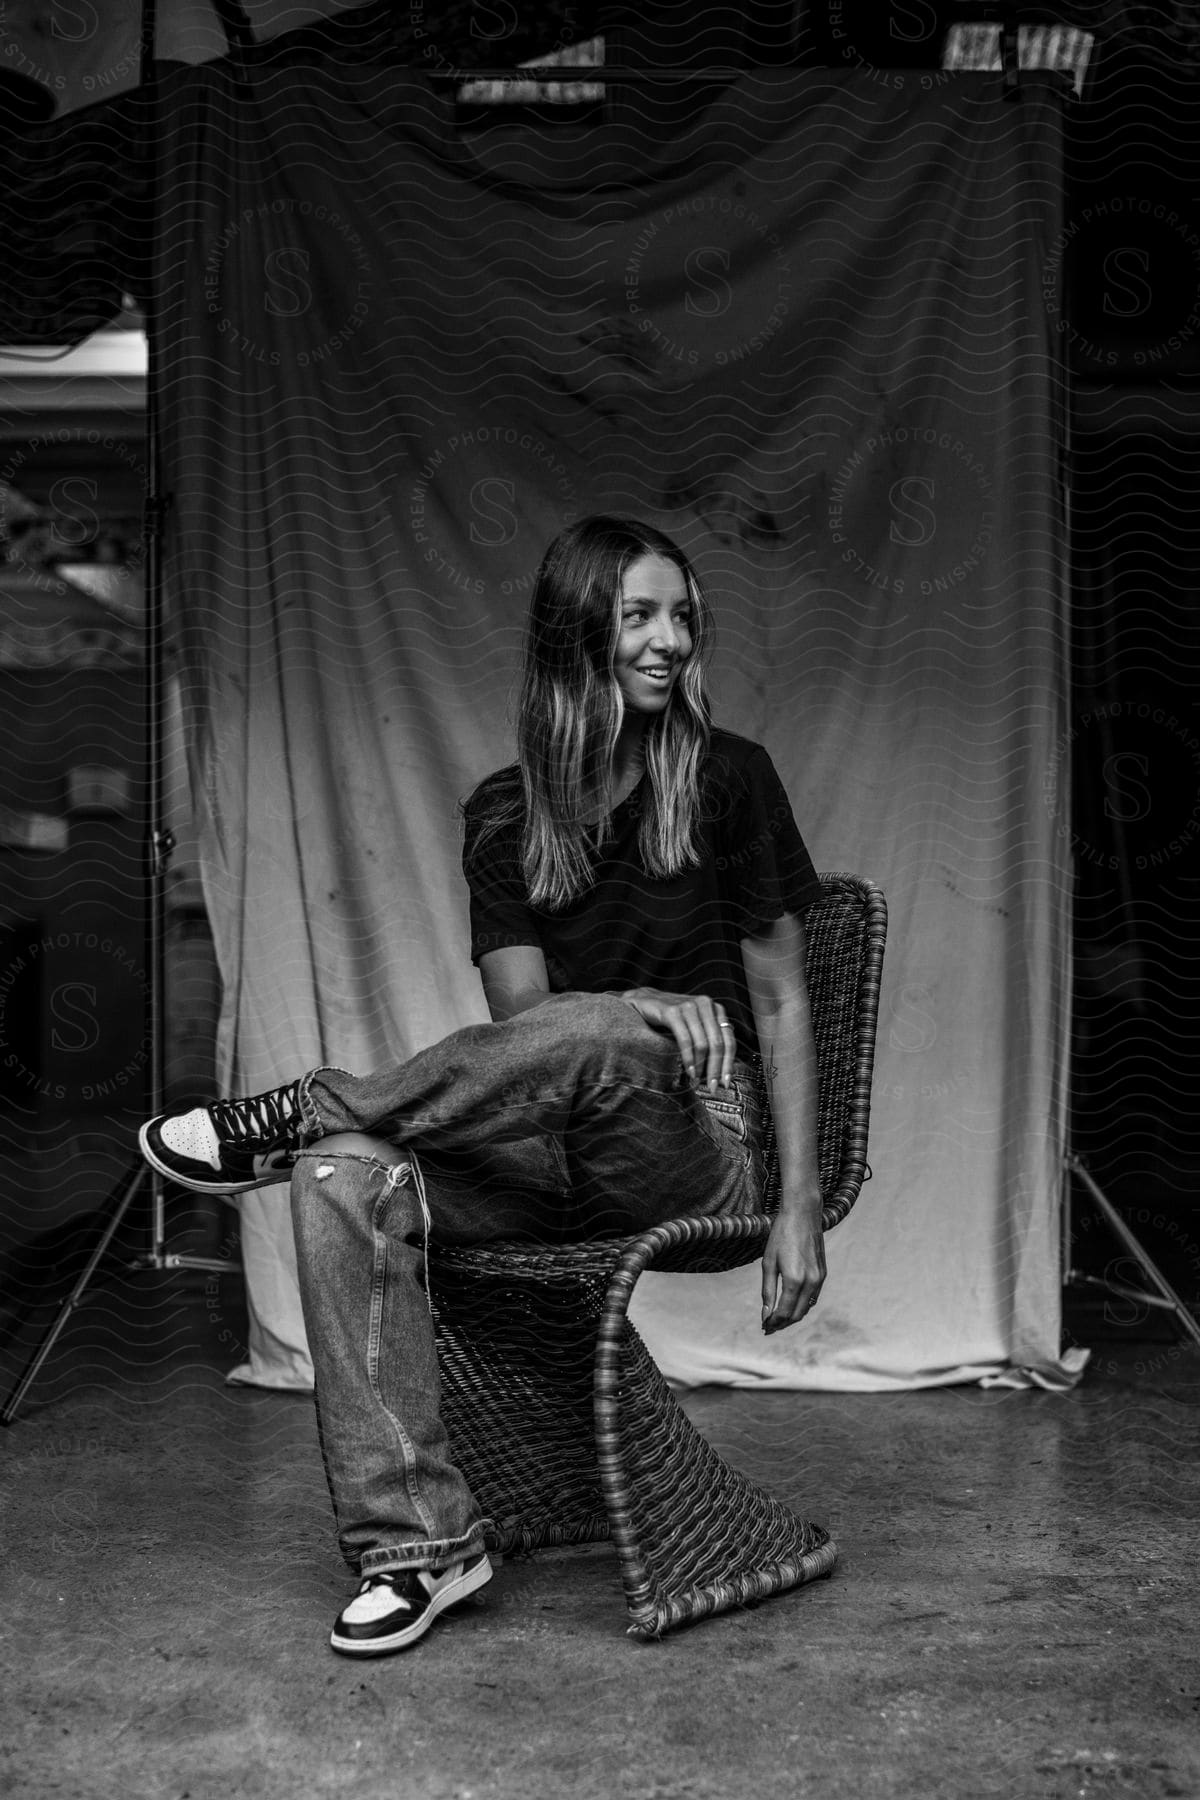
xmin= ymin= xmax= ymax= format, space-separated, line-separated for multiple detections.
xmin=0 ymin=1164 xmax=149 ymax=1426
xmin=1065 ymin=1153 xmax=1200 ymax=1350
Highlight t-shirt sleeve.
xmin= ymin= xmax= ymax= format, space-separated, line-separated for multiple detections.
xmin=462 ymin=807 xmax=543 ymax=966
xmin=716 ymin=744 xmax=824 ymax=935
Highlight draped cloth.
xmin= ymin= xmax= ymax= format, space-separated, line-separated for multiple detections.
xmin=151 ymin=62 xmax=1080 ymax=1390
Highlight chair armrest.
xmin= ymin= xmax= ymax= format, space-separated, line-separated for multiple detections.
xmin=594 ymin=1212 xmax=772 ymax=1408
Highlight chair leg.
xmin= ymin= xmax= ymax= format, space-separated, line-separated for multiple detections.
xmin=595 ymin=1270 xmax=837 ymax=1638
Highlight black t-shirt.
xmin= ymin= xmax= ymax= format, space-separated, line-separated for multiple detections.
xmin=461 ymin=729 xmax=823 ymax=1061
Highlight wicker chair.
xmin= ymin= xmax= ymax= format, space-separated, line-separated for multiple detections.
xmin=427 ymin=874 xmax=887 ymax=1639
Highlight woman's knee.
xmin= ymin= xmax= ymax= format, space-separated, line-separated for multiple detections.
xmin=290 ymin=1134 xmax=400 ymax=1212
xmin=560 ymin=992 xmax=681 ymax=1079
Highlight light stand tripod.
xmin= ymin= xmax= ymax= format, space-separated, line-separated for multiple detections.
xmin=1 ymin=0 xmax=235 ymax=1428
xmin=1063 ymin=1151 xmax=1200 ymax=1350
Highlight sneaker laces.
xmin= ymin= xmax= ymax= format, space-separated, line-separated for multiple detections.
xmin=211 ymin=1079 xmax=302 ymax=1149
xmin=360 ymin=1570 xmax=405 ymax=1594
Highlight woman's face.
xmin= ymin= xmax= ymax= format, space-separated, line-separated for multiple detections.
xmin=613 ymin=553 xmax=694 ymax=717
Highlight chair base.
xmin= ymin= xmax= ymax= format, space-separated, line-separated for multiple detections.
xmin=627 ymin=1536 xmax=839 ymax=1640
xmin=431 ymin=1246 xmax=836 ymax=1638
xmin=600 ymin=1321 xmax=836 ymax=1638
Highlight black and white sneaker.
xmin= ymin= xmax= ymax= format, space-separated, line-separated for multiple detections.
xmin=138 ymin=1080 xmax=306 ymax=1194
xmin=330 ymin=1554 xmax=493 ymax=1657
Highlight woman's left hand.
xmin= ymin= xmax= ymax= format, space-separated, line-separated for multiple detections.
xmin=761 ymin=1206 xmax=826 ymax=1334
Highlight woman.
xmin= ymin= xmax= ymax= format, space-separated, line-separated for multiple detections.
xmin=140 ymin=515 xmax=827 ymax=1657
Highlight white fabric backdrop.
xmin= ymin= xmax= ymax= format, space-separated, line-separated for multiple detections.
xmin=155 ymin=63 xmax=1080 ymax=1390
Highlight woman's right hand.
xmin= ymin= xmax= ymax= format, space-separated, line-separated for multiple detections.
xmin=619 ymin=988 xmax=736 ymax=1092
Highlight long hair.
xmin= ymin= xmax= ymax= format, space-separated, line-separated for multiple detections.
xmin=492 ymin=515 xmax=713 ymax=910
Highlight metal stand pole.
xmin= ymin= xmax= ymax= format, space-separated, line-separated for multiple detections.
xmin=130 ymin=3 xmax=236 ymax=1287
xmin=1063 ymin=1151 xmax=1200 ymax=1349
xmin=1 ymin=0 xmax=235 ymax=1427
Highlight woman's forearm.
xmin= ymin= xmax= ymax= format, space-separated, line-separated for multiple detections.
xmin=752 ymin=994 xmax=822 ymax=1219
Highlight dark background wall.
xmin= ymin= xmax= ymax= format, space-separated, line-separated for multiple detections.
xmin=0 ymin=666 xmax=149 ymax=1121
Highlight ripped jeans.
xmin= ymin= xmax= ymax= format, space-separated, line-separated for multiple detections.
xmin=288 ymin=991 xmax=766 ymax=1577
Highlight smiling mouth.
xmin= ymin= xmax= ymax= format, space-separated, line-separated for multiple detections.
xmin=636 ymin=667 xmax=674 ymax=682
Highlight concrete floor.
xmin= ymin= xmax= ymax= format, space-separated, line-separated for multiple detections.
xmin=1 ymin=1261 xmax=1197 ymax=1800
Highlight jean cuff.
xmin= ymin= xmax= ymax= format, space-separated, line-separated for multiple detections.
xmin=358 ymin=1523 xmax=490 ymax=1577
xmin=296 ymin=1065 xmax=355 ymax=1145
